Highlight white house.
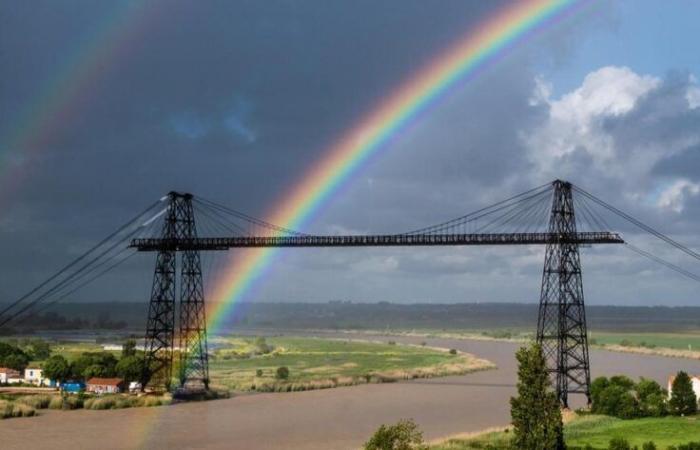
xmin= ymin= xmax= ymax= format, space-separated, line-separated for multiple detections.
xmin=0 ymin=367 xmax=21 ymax=384
xmin=667 ymin=374 xmax=700 ymax=399
xmin=24 ymin=367 xmax=53 ymax=386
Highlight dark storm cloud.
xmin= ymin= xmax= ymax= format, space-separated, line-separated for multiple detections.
xmin=5 ymin=1 xmax=694 ymax=306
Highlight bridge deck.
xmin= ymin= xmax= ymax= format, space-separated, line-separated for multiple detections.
xmin=130 ymin=232 xmax=623 ymax=251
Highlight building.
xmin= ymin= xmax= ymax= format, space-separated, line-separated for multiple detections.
xmin=0 ymin=367 xmax=21 ymax=384
xmin=667 ymin=374 xmax=700 ymax=399
xmin=86 ymin=377 xmax=125 ymax=394
xmin=61 ymin=381 xmax=85 ymax=393
xmin=24 ymin=367 xmax=44 ymax=385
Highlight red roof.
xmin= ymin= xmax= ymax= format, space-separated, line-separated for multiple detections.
xmin=0 ymin=367 xmax=20 ymax=375
xmin=86 ymin=377 xmax=124 ymax=386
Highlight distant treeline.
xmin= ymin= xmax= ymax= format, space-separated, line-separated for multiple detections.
xmin=2 ymin=301 xmax=700 ymax=334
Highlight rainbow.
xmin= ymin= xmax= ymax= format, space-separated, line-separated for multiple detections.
xmin=206 ymin=0 xmax=589 ymax=332
xmin=0 ymin=2 xmax=158 ymax=201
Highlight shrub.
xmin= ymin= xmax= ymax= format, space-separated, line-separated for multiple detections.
xmin=364 ymin=418 xmax=427 ymax=450
xmin=16 ymin=395 xmax=51 ymax=409
xmin=48 ymin=396 xmax=64 ymax=410
xmin=609 ymin=437 xmax=631 ymax=450
xmin=642 ymin=442 xmax=657 ymax=450
xmin=276 ymin=366 xmax=289 ymax=380
xmin=387 ymin=341 xmax=396 ymax=346
xmin=256 ymin=369 xmax=263 ymax=377
xmin=449 ymin=349 xmax=457 ymax=355
xmin=636 ymin=378 xmax=668 ymax=417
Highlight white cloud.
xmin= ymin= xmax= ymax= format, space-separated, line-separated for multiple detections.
xmin=686 ymin=84 xmax=700 ymax=110
xmin=525 ymin=66 xmax=660 ymax=177
xmin=654 ymin=179 xmax=700 ymax=213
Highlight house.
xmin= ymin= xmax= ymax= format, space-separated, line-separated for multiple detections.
xmin=24 ymin=367 xmax=44 ymax=386
xmin=86 ymin=377 xmax=124 ymax=394
xmin=0 ymin=367 xmax=21 ymax=384
xmin=667 ymin=374 xmax=700 ymax=399
xmin=61 ymin=381 xmax=85 ymax=393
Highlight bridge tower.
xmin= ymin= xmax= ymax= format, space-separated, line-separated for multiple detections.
xmin=141 ymin=192 xmax=209 ymax=392
xmin=537 ymin=180 xmax=591 ymax=407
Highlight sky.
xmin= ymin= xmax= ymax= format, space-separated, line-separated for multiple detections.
xmin=1 ymin=0 xmax=700 ymax=307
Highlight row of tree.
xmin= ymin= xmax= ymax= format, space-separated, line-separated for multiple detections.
xmin=591 ymin=372 xmax=698 ymax=418
xmin=0 ymin=340 xmax=52 ymax=370
xmin=42 ymin=339 xmax=143 ymax=384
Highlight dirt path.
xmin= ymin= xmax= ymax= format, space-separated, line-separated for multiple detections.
xmin=3 ymin=334 xmax=699 ymax=450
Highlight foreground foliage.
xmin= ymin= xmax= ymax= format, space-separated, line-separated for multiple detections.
xmin=432 ymin=414 xmax=700 ymax=449
xmin=364 ymin=419 xmax=428 ymax=450
xmin=510 ymin=343 xmax=564 ymax=450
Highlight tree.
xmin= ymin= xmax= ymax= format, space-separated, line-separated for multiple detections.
xmin=636 ymin=378 xmax=667 ymax=417
xmin=276 ymin=366 xmax=289 ymax=380
xmin=590 ymin=376 xmax=610 ymax=412
xmin=43 ymin=355 xmax=71 ymax=383
xmin=510 ymin=343 xmax=564 ymax=450
xmin=122 ymin=339 xmax=137 ymax=358
xmin=116 ymin=356 xmax=143 ymax=383
xmin=597 ymin=384 xmax=638 ymax=419
xmin=28 ymin=340 xmax=51 ymax=360
xmin=71 ymin=352 xmax=118 ymax=380
xmin=669 ymin=371 xmax=697 ymax=416
xmin=0 ymin=342 xmax=30 ymax=371
xmin=364 ymin=419 xmax=427 ymax=450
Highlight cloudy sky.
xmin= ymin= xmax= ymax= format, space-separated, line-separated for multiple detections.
xmin=1 ymin=0 xmax=700 ymax=306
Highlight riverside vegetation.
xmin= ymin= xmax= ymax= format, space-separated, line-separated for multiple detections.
xmin=1 ymin=335 xmax=493 ymax=419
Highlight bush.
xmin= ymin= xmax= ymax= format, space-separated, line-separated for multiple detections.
xmin=256 ymin=369 xmax=263 ymax=377
xmin=609 ymin=437 xmax=631 ymax=450
xmin=48 ymin=396 xmax=64 ymax=410
xmin=1 ymin=401 xmax=36 ymax=419
xmin=642 ymin=442 xmax=657 ymax=450
xmin=364 ymin=418 xmax=427 ymax=450
xmin=276 ymin=366 xmax=289 ymax=380
xmin=16 ymin=395 xmax=51 ymax=409
xmin=449 ymin=349 xmax=457 ymax=355
xmin=387 ymin=341 xmax=396 ymax=346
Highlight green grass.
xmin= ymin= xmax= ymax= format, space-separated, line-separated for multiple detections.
xmin=589 ymin=332 xmax=700 ymax=351
xmin=565 ymin=415 xmax=700 ymax=448
xmin=431 ymin=415 xmax=700 ymax=449
xmin=208 ymin=336 xmax=490 ymax=392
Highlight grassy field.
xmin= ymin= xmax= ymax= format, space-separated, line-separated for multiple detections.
xmin=431 ymin=414 xmax=700 ymax=449
xmin=589 ymin=331 xmax=700 ymax=351
xmin=208 ymin=336 xmax=493 ymax=392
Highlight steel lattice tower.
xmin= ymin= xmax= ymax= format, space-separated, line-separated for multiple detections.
xmin=142 ymin=192 xmax=209 ymax=392
xmin=177 ymin=197 xmax=209 ymax=391
xmin=536 ymin=180 xmax=592 ymax=407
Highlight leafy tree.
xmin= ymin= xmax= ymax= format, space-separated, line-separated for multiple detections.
xmin=608 ymin=437 xmax=631 ymax=450
xmin=276 ymin=366 xmax=289 ymax=380
xmin=669 ymin=371 xmax=697 ymax=416
xmin=43 ymin=355 xmax=71 ymax=382
xmin=121 ymin=339 xmax=137 ymax=358
xmin=364 ymin=419 xmax=427 ymax=450
xmin=636 ymin=378 xmax=667 ymax=417
xmin=28 ymin=340 xmax=51 ymax=360
xmin=590 ymin=377 xmax=610 ymax=412
xmin=597 ymin=384 xmax=638 ymax=419
xmin=609 ymin=375 xmax=635 ymax=391
xmin=115 ymin=356 xmax=143 ymax=383
xmin=510 ymin=343 xmax=564 ymax=450
xmin=71 ymin=352 xmax=118 ymax=380
xmin=0 ymin=342 xmax=30 ymax=370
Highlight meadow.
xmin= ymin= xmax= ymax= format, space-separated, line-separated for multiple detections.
xmin=431 ymin=414 xmax=700 ymax=449
xmin=208 ymin=336 xmax=494 ymax=392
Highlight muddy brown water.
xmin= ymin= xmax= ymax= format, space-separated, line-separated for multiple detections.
xmin=2 ymin=332 xmax=699 ymax=450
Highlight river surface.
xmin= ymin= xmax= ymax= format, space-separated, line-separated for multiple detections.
xmin=2 ymin=332 xmax=700 ymax=450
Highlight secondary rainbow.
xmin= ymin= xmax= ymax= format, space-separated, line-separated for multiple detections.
xmin=205 ymin=0 xmax=588 ymax=331
xmin=0 ymin=2 xmax=158 ymax=202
